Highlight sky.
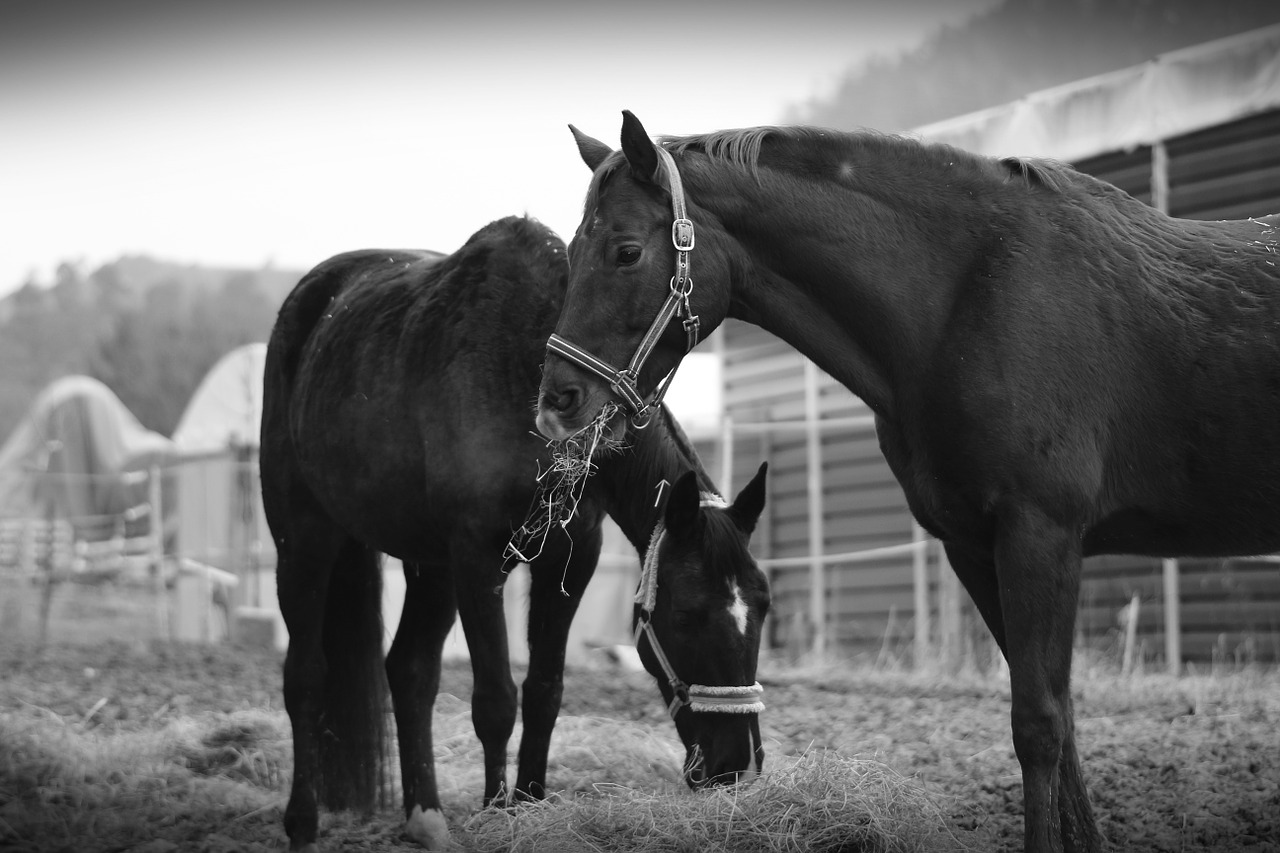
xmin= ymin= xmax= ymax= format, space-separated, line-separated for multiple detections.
xmin=1 ymin=0 xmax=997 ymax=431
xmin=0 ymin=0 xmax=998 ymax=296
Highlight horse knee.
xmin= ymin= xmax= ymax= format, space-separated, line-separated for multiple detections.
xmin=1009 ymin=696 xmax=1068 ymax=769
xmin=386 ymin=640 xmax=433 ymax=694
xmin=283 ymin=652 xmax=325 ymax=717
xmin=471 ymin=683 xmax=518 ymax=744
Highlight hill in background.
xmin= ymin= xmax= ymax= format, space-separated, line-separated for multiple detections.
xmin=792 ymin=0 xmax=1280 ymax=132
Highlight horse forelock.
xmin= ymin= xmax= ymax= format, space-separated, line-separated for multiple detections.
xmin=700 ymin=505 xmax=762 ymax=589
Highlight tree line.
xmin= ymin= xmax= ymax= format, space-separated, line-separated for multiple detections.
xmin=0 ymin=258 xmax=298 ymax=441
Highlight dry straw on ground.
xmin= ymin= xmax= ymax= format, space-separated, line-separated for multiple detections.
xmin=458 ymin=749 xmax=952 ymax=853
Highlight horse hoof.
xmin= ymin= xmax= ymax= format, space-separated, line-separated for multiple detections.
xmin=406 ymin=805 xmax=450 ymax=850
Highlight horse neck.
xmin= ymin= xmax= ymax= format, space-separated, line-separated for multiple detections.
xmin=684 ymin=143 xmax=993 ymax=418
xmin=593 ymin=407 xmax=717 ymax=556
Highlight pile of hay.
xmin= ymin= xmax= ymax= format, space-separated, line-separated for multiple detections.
xmin=429 ymin=694 xmax=687 ymax=804
xmin=457 ymin=749 xmax=953 ymax=853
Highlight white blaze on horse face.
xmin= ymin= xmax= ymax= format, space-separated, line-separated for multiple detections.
xmin=728 ymin=581 xmax=749 ymax=635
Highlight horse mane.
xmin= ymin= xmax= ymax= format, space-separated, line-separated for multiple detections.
xmin=652 ymin=404 xmax=756 ymax=587
xmin=660 ymin=125 xmax=1086 ymax=196
xmin=653 ymin=403 xmax=719 ymax=497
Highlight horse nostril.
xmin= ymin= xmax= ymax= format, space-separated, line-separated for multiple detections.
xmin=543 ymin=386 xmax=580 ymax=414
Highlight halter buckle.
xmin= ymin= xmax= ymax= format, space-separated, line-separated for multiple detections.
xmin=672 ymin=218 xmax=695 ymax=251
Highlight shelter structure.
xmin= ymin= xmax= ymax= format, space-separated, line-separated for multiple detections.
xmin=0 ymin=375 xmax=173 ymax=642
xmin=720 ymin=24 xmax=1280 ymax=667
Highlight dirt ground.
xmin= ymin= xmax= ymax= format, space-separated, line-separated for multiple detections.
xmin=1 ymin=640 xmax=1278 ymax=852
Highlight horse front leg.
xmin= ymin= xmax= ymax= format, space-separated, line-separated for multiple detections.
xmin=994 ymin=501 xmax=1104 ymax=853
xmin=386 ymin=559 xmax=456 ymax=850
xmin=453 ymin=539 xmax=518 ymax=806
xmin=515 ymin=525 xmax=602 ymax=798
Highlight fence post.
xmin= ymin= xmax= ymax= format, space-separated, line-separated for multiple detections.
xmin=937 ymin=545 xmax=961 ymax=671
xmin=719 ymin=414 xmax=735 ymax=499
xmin=803 ymin=360 xmax=826 ymax=657
xmin=912 ymin=522 xmax=930 ymax=668
xmin=1163 ymin=558 xmax=1180 ymax=675
xmin=150 ymin=465 xmax=169 ymax=641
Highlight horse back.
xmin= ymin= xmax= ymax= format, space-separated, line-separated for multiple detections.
xmin=262 ymin=217 xmax=571 ymax=559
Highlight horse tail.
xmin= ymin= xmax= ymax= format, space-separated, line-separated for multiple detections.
xmin=317 ymin=541 xmax=390 ymax=813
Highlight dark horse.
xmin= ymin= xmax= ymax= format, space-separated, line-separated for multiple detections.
xmin=535 ymin=112 xmax=1280 ymax=853
xmin=260 ymin=215 xmax=769 ymax=852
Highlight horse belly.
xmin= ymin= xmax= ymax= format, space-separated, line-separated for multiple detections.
xmin=295 ymin=408 xmax=543 ymax=562
xmin=1088 ymin=464 xmax=1280 ymax=558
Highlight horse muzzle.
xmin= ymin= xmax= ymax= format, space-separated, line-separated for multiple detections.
xmin=683 ymin=716 xmax=764 ymax=790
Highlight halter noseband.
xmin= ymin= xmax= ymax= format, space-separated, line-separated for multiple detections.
xmin=634 ymin=492 xmax=765 ymax=720
xmin=546 ymin=145 xmax=700 ymax=428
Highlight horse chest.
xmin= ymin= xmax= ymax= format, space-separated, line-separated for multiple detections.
xmin=873 ymin=418 xmax=993 ymax=544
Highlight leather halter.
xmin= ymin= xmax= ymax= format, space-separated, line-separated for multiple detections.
xmin=634 ymin=492 xmax=765 ymax=720
xmin=546 ymin=145 xmax=700 ymax=428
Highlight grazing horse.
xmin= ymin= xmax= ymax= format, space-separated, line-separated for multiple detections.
xmin=534 ymin=112 xmax=1280 ymax=853
xmin=260 ymin=215 xmax=769 ymax=852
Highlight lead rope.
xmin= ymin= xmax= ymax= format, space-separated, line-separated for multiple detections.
xmin=634 ymin=492 xmax=765 ymax=719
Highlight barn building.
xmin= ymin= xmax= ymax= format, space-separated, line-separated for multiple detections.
xmin=720 ymin=24 xmax=1280 ymax=667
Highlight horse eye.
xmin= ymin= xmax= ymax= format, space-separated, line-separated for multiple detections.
xmin=616 ymin=246 xmax=641 ymax=266
xmin=673 ymin=609 xmax=704 ymax=630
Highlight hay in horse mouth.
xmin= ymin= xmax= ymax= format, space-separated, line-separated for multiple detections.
xmin=505 ymin=402 xmax=624 ymax=577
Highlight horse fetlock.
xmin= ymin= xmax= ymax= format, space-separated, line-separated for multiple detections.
xmin=406 ymin=805 xmax=451 ymax=850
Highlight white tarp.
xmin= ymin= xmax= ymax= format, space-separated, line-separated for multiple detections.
xmin=914 ymin=24 xmax=1280 ymax=161
xmin=172 ymin=343 xmax=266 ymax=455
xmin=0 ymin=375 xmax=173 ymax=529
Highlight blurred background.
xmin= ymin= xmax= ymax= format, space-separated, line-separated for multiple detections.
xmin=3 ymin=0 xmax=1280 ymax=671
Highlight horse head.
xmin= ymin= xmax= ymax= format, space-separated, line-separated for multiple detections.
xmin=637 ymin=461 xmax=769 ymax=788
xmin=536 ymin=110 xmax=734 ymax=441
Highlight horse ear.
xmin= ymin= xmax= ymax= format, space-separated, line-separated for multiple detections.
xmin=620 ymin=110 xmax=661 ymax=184
xmin=663 ymin=470 xmax=702 ymax=540
xmin=569 ymin=124 xmax=613 ymax=172
xmin=729 ymin=462 xmax=768 ymax=535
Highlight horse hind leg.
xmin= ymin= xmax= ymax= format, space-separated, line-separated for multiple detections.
xmin=271 ymin=508 xmax=348 ymax=852
xmin=386 ymin=559 xmax=456 ymax=850
xmin=993 ymin=501 xmax=1104 ymax=853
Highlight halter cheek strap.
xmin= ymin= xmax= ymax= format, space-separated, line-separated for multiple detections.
xmin=633 ymin=491 xmax=765 ymax=719
xmin=546 ymin=145 xmax=700 ymax=428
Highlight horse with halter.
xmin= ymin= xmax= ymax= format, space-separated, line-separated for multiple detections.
xmin=261 ymin=215 xmax=769 ymax=851
xmin=535 ymin=112 xmax=1280 ymax=853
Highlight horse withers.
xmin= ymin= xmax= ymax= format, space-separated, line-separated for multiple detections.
xmin=260 ymin=215 xmax=769 ymax=851
xmin=535 ymin=112 xmax=1280 ymax=853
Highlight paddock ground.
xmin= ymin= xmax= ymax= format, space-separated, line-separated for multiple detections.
xmin=1 ymin=639 xmax=1277 ymax=852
